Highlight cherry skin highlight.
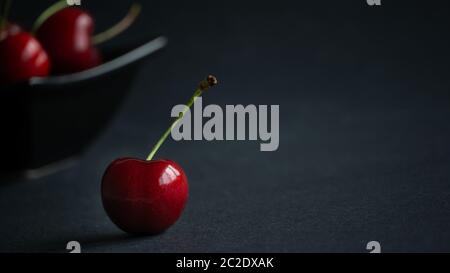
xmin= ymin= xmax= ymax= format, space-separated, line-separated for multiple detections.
xmin=0 ymin=29 xmax=50 ymax=85
xmin=0 ymin=22 xmax=22 ymax=40
xmin=101 ymin=158 xmax=189 ymax=234
xmin=36 ymin=7 xmax=101 ymax=74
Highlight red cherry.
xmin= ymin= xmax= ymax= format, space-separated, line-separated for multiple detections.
xmin=100 ymin=76 xmax=217 ymax=235
xmin=36 ymin=7 xmax=101 ymax=74
xmin=101 ymin=158 xmax=189 ymax=234
xmin=0 ymin=31 xmax=50 ymax=85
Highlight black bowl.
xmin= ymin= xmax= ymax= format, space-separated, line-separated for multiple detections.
xmin=0 ymin=36 xmax=167 ymax=175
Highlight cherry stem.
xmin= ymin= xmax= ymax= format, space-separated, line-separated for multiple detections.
xmin=146 ymin=75 xmax=218 ymax=161
xmin=92 ymin=3 xmax=141 ymax=45
xmin=31 ymin=0 xmax=67 ymax=34
xmin=0 ymin=0 xmax=12 ymax=30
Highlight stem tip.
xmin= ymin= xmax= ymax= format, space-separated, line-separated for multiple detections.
xmin=199 ymin=75 xmax=218 ymax=91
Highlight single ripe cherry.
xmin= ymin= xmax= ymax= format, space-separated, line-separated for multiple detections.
xmin=0 ymin=27 xmax=50 ymax=85
xmin=101 ymin=76 xmax=218 ymax=235
xmin=35 ymin=7 xmax=101 ymax=74
xmin=102 ymin=158 xmax=188 ymax=234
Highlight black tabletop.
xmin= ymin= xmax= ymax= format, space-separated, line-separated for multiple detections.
xmin=1 ymin=0 xmax=450 ymax=252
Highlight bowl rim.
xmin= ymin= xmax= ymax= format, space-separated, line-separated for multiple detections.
xmin=28 ymin=36 xmax=168 ymax=87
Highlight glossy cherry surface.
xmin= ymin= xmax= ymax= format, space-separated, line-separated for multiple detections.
xmin=0 ymin=29 xmax=50 ymax=85
xmin=36 ymin=7 xmax=101 ymax=74
xmin=101 ymin=158 xmax=189 ymax=234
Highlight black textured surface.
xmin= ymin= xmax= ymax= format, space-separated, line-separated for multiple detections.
xmin=1 ymin=0 xmax=450 ymax=252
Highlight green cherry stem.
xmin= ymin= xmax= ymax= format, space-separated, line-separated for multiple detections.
xmin=0 ymin=1 xmax=4 ymax=29
xmin=0 ymin=0 xmax=12 ymax=30
xmin=146 ymin=75 xmax=218 ymax=161
xmin=92 ymin=3 xmax=141 ymax=45
xmin=31 ymin=0 xmax=67 ymax=34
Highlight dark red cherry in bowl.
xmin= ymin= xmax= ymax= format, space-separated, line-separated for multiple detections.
xmin=101 ymin=158 xmax=189 ymax=234
xmin=0 ymin=31 xmax=50 ymax=85
xmin=36 ymin=7 xmax=101 ymax=74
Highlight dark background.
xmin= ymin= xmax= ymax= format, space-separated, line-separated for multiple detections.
xmin=1 ymin=0 xmax=450 ymax=252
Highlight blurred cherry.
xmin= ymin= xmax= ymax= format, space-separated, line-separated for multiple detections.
xmin=36 ymin=7 xmax=101 ymax=74
xmin=0 ymin=28 xmax=50 ymax=85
